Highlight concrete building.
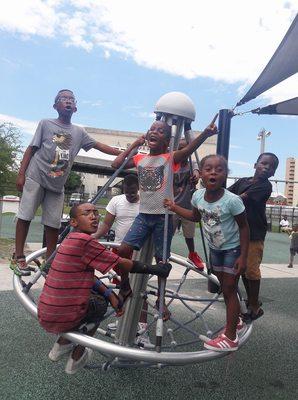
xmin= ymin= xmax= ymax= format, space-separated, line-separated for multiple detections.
xmin=73 ymin=127 xmax=217 ymax=197
xmin=285 ymin=157 xmax=298 ymax=206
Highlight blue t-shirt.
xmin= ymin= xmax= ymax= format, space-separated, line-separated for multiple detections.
xmin=191 ymin=188 xmax=245 ymax=250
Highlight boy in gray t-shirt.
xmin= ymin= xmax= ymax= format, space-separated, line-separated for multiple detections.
xmin=11 ymin=89 xmax=121 ymax=276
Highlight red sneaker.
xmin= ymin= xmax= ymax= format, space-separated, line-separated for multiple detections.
xmin=188 ymin=252 xmax=204 ymax=270
xmin=204 ymin=333 xmax=239 ymax=352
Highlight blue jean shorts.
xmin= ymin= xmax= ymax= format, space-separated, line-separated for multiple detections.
xmin=122 ymin=213 xmax=173 ymax=261
xmin=209 ymin=246 xmax=241 ymax=275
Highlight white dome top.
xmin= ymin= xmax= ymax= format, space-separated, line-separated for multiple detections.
xmin=154 ymin=91 xmax=196 ymax=121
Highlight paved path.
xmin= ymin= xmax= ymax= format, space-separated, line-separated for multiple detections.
xmin=1 ymin=242 xmax=297 ymax=291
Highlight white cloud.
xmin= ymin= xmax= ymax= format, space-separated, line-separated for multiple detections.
xmin=82 ymin=100 xmax=103 ymax=107
xmin=229 ymin=160 xmax=252 ymax=168
xmin=136 ymin=111 xmax=155 ymax=119
xmin=1 ymin=0 xmax=298 ymax=103
xmin=0 ymin=114 xmax=38 ymax=135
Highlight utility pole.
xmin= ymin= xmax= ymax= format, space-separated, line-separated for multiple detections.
xmin=257 ymin=128 xmax=271 ymax=154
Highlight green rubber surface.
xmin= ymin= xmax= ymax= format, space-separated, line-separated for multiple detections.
xmin=1 ymin=277 xmax=297 ymax=400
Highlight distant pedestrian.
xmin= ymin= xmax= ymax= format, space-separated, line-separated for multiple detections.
xmin=287 ymin=225 xmax=298 ymax=268
xmin=280 ymin=215 xmax=291 ymax=233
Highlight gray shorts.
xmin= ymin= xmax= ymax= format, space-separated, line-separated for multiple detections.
xmin=172 ymin=214 xmax=195 ymax=239
xmin=17 ymin=177 xmax=64 ymax=229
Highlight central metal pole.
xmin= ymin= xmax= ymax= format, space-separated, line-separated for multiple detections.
xmin=116 ymin=236 xmax=154 ymax=347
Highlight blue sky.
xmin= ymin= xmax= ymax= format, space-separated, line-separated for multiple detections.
xmin=0 ymin=0 xmax=297 ymax=184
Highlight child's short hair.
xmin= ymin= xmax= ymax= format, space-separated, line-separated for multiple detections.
xmin=123 ymin=174 xmax=139 ymax=188
xmin=199 ymin=154 xmax=229 ymax=173
xmin=256 ymin=152 xmax=279 ymax=170
xmin=69 ymin=203 xmax=83 ymax=219
xmin=54 ymin=89 xmax=75 ymax=104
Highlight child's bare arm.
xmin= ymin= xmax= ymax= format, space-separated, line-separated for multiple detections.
xmin=234 ymin=211 xmax=250 ymax=276
xmin=117 ymin=258 xmax=171 ymax=278
xmin=93 ymin=142 xmax=121 ymax=156
xmin=164 ymin=199 xmax=201 ymax=222
xmin=91 ymin=212 xmax=115 ymax=239
xmin=173 ymin=114 xmax=218 ymax=163
xmin=111 ymin=135 xmax=145 ymax=169
xmin=16 ymin=146 xmax=37 ymax=191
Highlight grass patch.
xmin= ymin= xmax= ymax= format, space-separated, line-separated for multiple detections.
xmin=0 ymin=238 xmax=14 ymax=259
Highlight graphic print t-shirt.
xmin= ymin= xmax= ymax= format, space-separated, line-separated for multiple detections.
xmin=191 ymin=189 xmax=245 ymax=250
xmin=26 ymin=119 xmax=95 ymax=193
xmin=133 ymin=153 xmax=180 ymax=214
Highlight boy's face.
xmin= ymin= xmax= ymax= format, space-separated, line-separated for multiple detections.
xmin=254 ymin=155 xmax=277 ymax=180
xmin=54 ymin=90 xmax=77 ymax=117
xmin=200 ymin=157 xmax=227 ymax=191
xmin=146 ymin=121 xmax=170 ymax=152
xmin=70 ymin=203 xmax=99 ymax=234
xmin=124 ymin=183 xmax=139 ymax=203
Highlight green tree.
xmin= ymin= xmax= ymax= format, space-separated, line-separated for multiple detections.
xmin=0 ymin=122 xmax=22 ymax=196
xmin=65 ymin=171 xmax=83 ymax=193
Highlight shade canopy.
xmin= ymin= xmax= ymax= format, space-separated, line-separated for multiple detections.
xmin=252 ymin=97 xmax=298 ymax=116
xmin=237 ymin=14 xmax=298 ymax=106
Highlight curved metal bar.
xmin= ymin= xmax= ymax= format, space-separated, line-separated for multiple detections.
xmin=13 ymin=248 xmax=253 ymax=366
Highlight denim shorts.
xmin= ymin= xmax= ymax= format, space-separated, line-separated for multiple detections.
xmin=209 ymin=246 xmax=241 ymax=275
xmin=122 ymin=213 xmax=173 ymax=261
xmin=76 ymin=295 xmax=108 ymax=332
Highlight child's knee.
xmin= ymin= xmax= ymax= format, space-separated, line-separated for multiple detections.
xmin=118 ymin=243 xmax=133 ymax=258
xmin=222 ymin=281 xmax=237 ymax=296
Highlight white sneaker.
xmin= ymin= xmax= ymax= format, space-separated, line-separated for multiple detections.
xmin=136 ymin=324 xmax=152 ymax=348
xmin=137 ymin=322 xmax=148 ymax=335
xmin=65 ymin=348 xmax=93 ymax=375
xmin=135 ymin=332 xmax=152 ymax=348
xmin=48 ymin=340 xmax=74 ymax=362
xmin=107 ymin=320 xmax=118 ymax=331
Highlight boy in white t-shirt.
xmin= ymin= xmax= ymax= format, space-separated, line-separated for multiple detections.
xmin=92 ymin=174 xmax=150 ymax=344
xmin=92 ymin=174 xmax=139 ymax=243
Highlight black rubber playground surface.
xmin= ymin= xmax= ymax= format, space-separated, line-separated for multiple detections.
xmin=1 ymin=276 xmax=297 ymax=400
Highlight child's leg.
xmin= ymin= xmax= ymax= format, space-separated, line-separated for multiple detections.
xmin=210 ymin=247 xmax=241 ymax=339
xmin=15 ymin=178 xmax=44 ymax=259
xmin=244 ymin=241 xmax=264 ymax=316
xmin=154 ymin=215 xmax=173 ymax=321
xmin=117 ymin=214 xmax=152 ymax=299
xmin=117 ymin=242 xmax=135 ymax=298
xmin=220 ymin=273 xmax=240 ymax=340
xmin=66 ymin=296 xmax=107 ymax=367
xmin=41 ymin=189 xmax=64 ymax=259
xmin=15 ymin=218 xmax=31 ymax=258
xmin=288 ymin=250 xmax=294 ymax=267
xmin=44 ymin=225 xmax=59 ymax=259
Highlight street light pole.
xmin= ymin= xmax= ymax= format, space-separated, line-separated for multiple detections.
xmin=257 ymin=128 xmax=271 ymax=154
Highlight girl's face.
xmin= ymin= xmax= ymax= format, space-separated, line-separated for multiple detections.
xmin=146 ymin=121 xmax=170 ymax=153
xmin=200 ymin=157 xmax=227 ymax=191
